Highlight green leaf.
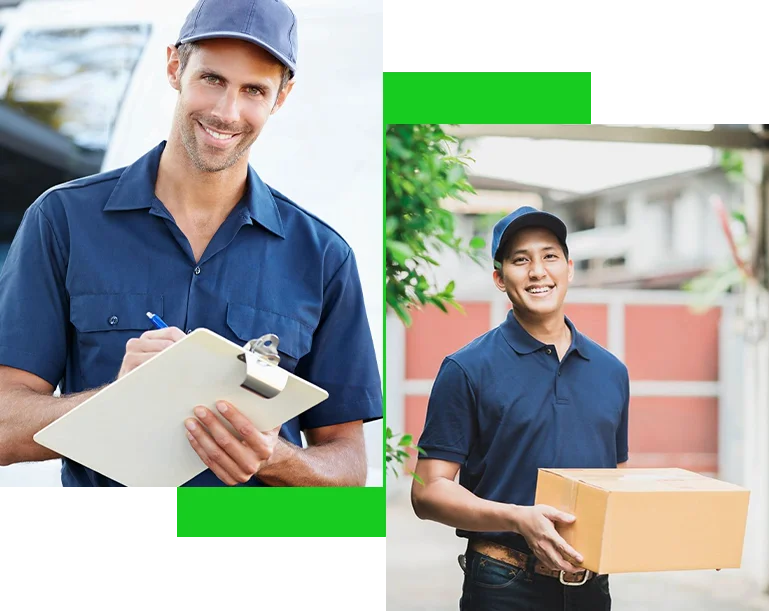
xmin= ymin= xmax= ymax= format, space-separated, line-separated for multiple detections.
xmin=387 ymin=240 xmax=415 ymax=267
xmin=469 ymin=236 xmax=486 ymax=250
xmin=388 ymin=299 xmax=413 ymax=326
xmin=429 ymin=297 xmax=449 ymax=313
xmin=398 ymin=434 xmax=413 ymax=446
xmin=386 ymin=124 xmax=480 ymax=331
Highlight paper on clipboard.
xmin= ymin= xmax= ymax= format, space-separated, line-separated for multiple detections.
xmin=33 ymin=328 xmax=328 ymax=487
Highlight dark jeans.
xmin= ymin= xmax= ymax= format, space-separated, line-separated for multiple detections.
xmin=459 ymin=549 xmax=611 ymax=611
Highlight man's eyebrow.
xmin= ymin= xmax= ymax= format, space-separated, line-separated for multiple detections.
xmin=197 ymin=67 xmax=272 ymax=93
xmin=510 ymin=245 xmax=557 ymax=256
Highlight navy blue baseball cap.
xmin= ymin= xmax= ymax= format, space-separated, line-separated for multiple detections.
xmin=491 ymin=206 xmax=569 ymax=268
xmin=176 ymin=0 xmax=298 ymax=75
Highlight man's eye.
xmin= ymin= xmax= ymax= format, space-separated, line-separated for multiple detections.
xmin=204 ymin=75 xmax=220 ymax=84
xmin=246 ymin=87 xmax=262 ymax=96
xmin=514 ymin=258 xmax=527 ymax=264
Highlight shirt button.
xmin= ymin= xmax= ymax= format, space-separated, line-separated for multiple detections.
xmin=546 ymin=348 xmax=552 ymax=355
xmin=108 ymin=315 xmax=119 ymax=326
xmin=186 ymin=329 xmax=193 ymax=334
xmin=558 ymin=371 xmax=562 ymax=376
xmin=194 ymin=266 xmax=201 ymax=275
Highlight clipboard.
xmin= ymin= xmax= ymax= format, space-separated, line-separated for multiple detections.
xmin=33 ymin=328 xmax=329 ymax=487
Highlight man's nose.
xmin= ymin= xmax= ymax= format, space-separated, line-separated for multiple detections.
xmin=529 ymin=259 xmax=546 ymax=278
xmin=211 ymin=88 xmax=240 ymax=125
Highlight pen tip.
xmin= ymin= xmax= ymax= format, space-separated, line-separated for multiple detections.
xmin=146 ymin=312 xmax=154 ymax=318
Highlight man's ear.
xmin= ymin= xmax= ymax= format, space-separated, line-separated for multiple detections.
xmin=270 ymin=78 xmax=295 ymax=115
xmin=567 ymin=258 xmax=575 ymax=283
xmin=493 ymin=268 xmax=506 ymax=292
xmin=167 ymin=45 xmax=182 ymax=92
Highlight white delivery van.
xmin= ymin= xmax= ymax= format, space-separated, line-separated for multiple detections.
xmin=0 ymin=0 xmax=383 ymax=486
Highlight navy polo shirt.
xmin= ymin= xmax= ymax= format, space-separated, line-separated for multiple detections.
xmin=0 ymin=141 xmax=382 ymax=487
xmin=418 ymin=309 xmax=629 ymax=551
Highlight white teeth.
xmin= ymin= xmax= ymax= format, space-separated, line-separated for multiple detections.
xmin=203 ymin=125 xmax=235 ymax=140
xmin=527 ymin=287 xmax=552 ymax=294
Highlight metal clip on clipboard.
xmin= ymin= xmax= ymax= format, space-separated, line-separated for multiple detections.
xmin=237 ymin=334 xmax=289 ymax=399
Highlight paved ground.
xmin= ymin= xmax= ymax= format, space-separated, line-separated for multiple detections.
xmin=387 ymin=483 xmax=769 ymax=611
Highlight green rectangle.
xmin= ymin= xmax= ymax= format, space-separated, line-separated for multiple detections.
xmin=178 ymin=487 xmax=385 ymax=537
xmin=384 ymin=72 xmax=591 ymax=123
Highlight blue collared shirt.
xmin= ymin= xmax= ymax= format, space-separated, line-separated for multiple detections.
xmin=0 ymin=142 xmax=382 ymax=486
xmin=418 ymin=309 xmax=629 ymax=550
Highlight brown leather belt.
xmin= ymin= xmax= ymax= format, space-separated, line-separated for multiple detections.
xmin=469 ymin=540 xmax=593 ymax=585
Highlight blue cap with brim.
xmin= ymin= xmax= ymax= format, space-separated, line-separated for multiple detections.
xmin=491 ymin=206 xmax=569 ymax=268
xmin=176 ymin=0 xmax=298 ymax=75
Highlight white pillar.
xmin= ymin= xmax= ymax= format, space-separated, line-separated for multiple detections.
xmin=738 ymin=149 xmax=769 ymax=591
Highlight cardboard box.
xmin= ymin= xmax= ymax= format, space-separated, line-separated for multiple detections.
xmin=534 ymin=468 xmax=750 ymax=574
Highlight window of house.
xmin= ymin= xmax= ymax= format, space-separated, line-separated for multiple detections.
xmin=602 ymin=200 xmax=627 ymax=226
xmin=570 ymin=200 xmax=597 ymax=232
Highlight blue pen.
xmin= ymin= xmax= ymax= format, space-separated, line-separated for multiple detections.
xmin=146 ymin=311 xmax=168 ymax=329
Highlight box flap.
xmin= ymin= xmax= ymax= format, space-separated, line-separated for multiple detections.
xmin=540 ymin=468 xmax=748 ymax=493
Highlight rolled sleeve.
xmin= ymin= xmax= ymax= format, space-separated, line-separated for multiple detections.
xmin=0 ymin=201 xmax=69 ymax=387
xmin=418 ymin=358 xmax=477 ymax=464
xmin=297 ymin=248 xmax=382 ymax=430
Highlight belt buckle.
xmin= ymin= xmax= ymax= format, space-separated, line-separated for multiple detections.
xmin=560 ymin=570 xmax=591 ymax=586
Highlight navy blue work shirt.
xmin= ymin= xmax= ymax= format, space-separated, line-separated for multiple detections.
xmin=418 ymin=309 xmax=629 ymax=551
xmin=0 ymin=142 xmax=382 ymax=486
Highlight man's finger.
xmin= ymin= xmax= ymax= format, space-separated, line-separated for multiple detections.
xmin=193 ymin=405 xmax=263 ymax=474
xmin=186 ymin=432 xmax=239 ymax=486
xmin=536 ymin=541 xmax=562 ymax=572
xmin=556 ymin=557 xmax=583 ymax=574
xmin=130 ymin=338 xmax=177 ymax=354
xmin=552 ymin=535 xmax=583 ymax=565
xmin=543 ymin=541 xmax=582 ymax=574
xmin=140 ymin=327 xmax=186 ymax=342
xmin=215 ymin=400 xmax=278 ymax=460
xmin=184 ymin=417 xmax=252 ymax=484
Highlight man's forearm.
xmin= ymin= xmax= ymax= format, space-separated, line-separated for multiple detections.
xmin=0 ymin=386 xmax=100 ymax=465
xmin=256 ymin=437 xmax=367 ymax=487
xmin=412 ymin=477 xmax=522 ymax=533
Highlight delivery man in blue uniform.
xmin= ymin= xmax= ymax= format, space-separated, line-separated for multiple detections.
xmin=412 ymin=207 xmax=629 ymax=610
xmin=0 ymin=0 xmax=381 ymax=487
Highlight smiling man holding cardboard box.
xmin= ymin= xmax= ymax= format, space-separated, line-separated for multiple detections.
xmin=411 ymin=207 xmax=629 ymax=610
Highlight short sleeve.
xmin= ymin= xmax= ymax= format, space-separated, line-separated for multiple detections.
xmin=297 ymin=248 xmax=382 ymax=430
xmin=417 ymin=357 xmax=477 ymax=464
xmin=616 ymin=367 xmax=630 ymax=464
xmin=0 ymin=201 xmax=69 ymax=386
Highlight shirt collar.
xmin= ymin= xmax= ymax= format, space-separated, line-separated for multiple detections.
xmin=103 ymin=141 xmax=285 ymax=239
xmin=500 ymin=309 xmax=592 ymax=361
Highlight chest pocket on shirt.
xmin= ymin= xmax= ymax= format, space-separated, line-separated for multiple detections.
xmin=70 ymin=293 xmax=163 ymax=388
xmin=225 ymin=302 xmax=313 ymax=373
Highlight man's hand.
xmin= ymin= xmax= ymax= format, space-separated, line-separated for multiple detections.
xmin=515 ymin=504 xmax=584 ymax=573
xmin=117 ymin=327 xmax=186 ymax=379
xmin=185 ymin=400 xmax=281 ymax=486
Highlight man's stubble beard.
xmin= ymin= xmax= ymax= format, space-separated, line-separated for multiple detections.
xmin=179 ymin=114 xmax=256 ymax=173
